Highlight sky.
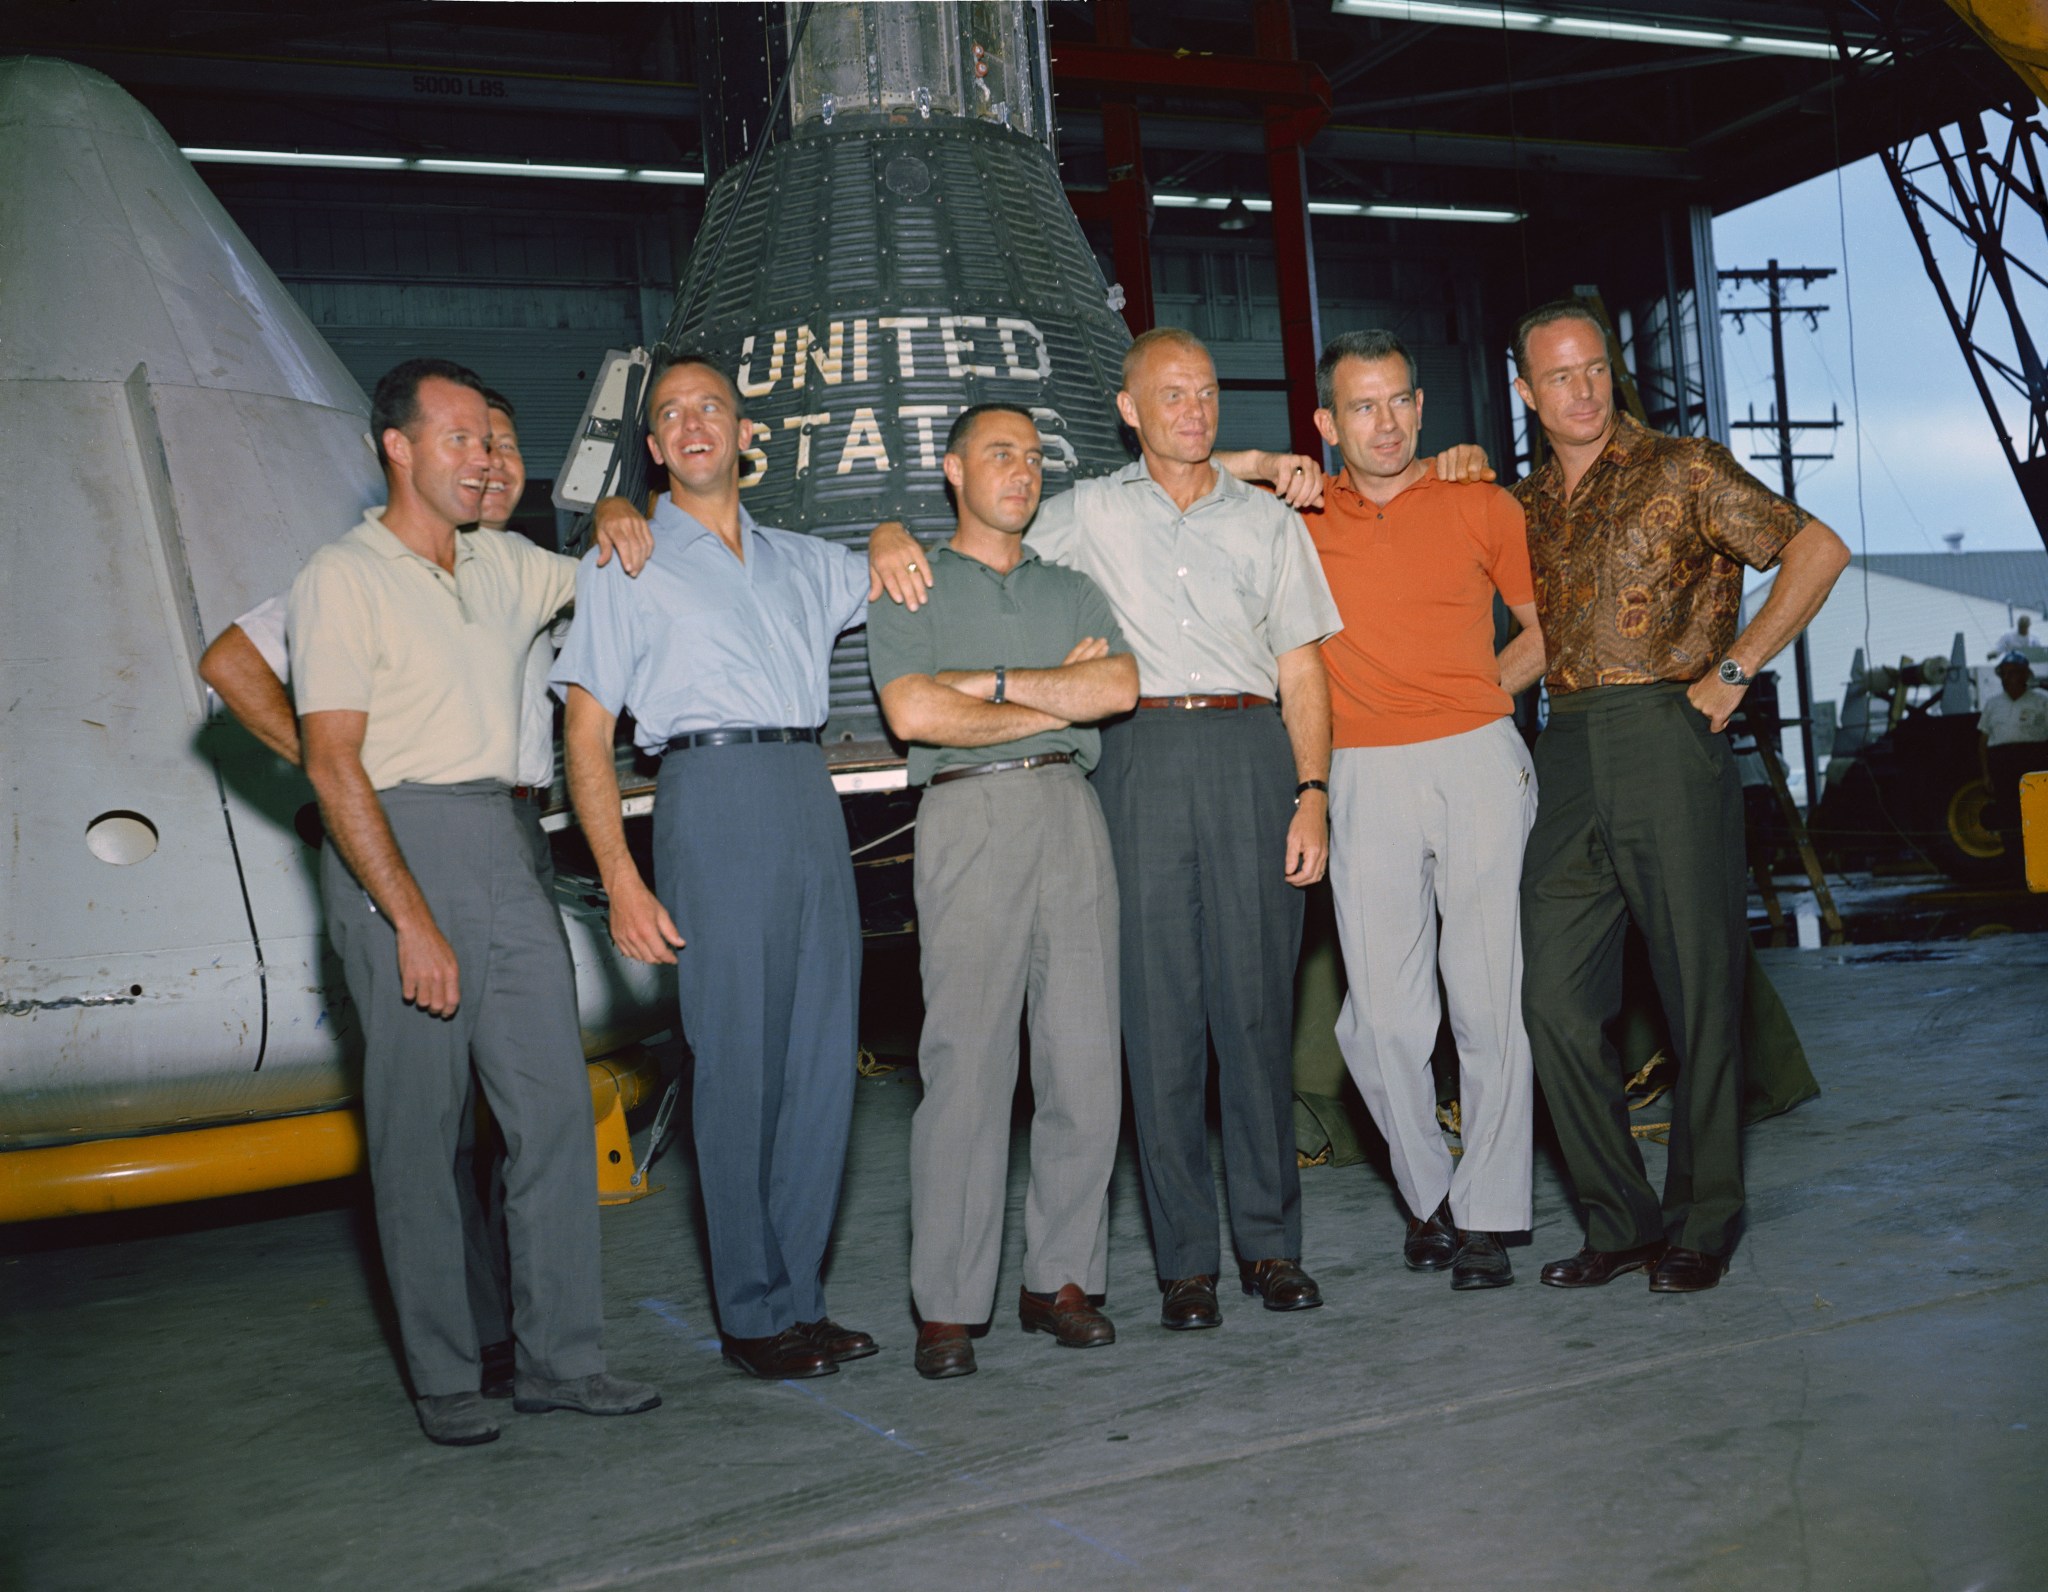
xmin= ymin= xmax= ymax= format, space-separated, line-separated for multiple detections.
xmin=1711 ymin=148 xmax=2045 ymax=557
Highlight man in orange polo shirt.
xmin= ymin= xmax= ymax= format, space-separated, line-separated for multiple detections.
xmin=1306 ymin=330 xmax=1546 ymax=1291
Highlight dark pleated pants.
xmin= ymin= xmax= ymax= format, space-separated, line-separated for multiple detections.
xmin=1520 ymin=683 xmax=1748 ymax=1257
xmin=322 ymin=781 xmax=605 ymax=1398
xmin=652 ymin=741 xmax=861 ymax=1341
xmin=1092 ymin=706 xmax=1305 ymax=1280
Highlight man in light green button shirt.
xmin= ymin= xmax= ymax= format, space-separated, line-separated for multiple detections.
xmin=869 ymin=404 xmax=1139 ymax=1380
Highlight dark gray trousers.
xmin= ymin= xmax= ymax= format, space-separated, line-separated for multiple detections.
xmin=1520 ymin=683 xmax=1748 ymax=1257
xmin=322 ymin=781 xmax=604 ymax=1397
xmin=652 ymin=741 xmax=860 ymax=1341
xmin=1092 ymin=707 xmax=1305 ymax=1280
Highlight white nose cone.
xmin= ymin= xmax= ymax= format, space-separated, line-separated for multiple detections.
xmin=0 ymin=56 xmax=364 ymax=407
xmin=0 ymin=58 xmax=667 ymax=1168
xmin=0 ymin=57 xmax=384 ymax=1146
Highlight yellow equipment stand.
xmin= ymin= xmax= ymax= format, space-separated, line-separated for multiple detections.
xmin=2022 ymin=770 xmax=2048 ymax=893
xmin=0 ymin=1048 xmax=669 ymax=1223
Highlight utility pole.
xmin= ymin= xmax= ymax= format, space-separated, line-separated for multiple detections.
xmin=1719 ymin=260 xmax=1843 ymax=808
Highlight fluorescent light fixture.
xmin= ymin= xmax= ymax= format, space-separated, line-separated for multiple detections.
xmin=1154 ymin=189 xmax=1520 ymax=223
xmin=1733 ymin=35 xmax=1842 ymax=59
xmin=1338 ymin=1 xmax=1547 ymax=21
xmin=1363 ymin=202 xmax=1524 ymax=222
xmin=182 ymin=147 xmax=406 ymax=170
xmin=1545 ymin=17 xmax=1732 ymax=47
xmin=1328 ymin=1 xmax=1858 ymax=61
xmin=181 ymin=148 xmax=706 ymax=185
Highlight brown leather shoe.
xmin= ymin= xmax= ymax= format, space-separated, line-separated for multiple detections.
xmin=914 ymin=1321 xmax=977 ymax=1380
xmin=1159 ymin=1274 xmax=1221 ymax=1331
xmin=1238 ymin=1257 xmax=1323 ymax=1312
xmin=1403 ymin=1198 xmax=1458 ymax=1272
xmin=1019 ymin=1284 xmax=1116 ymax=1348
xmin=721 ymin=1326 xmax=836 ymax=1380
xmin=1539 ymin=1240 xmax=1668 ymax=1289
xmin=797 ymin=1317 xmax=878 ymax=1363
xmin=1648 ymin=1246 xmax=1727 ymax=1293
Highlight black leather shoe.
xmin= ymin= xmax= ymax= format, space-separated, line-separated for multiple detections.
xmin=479 ymin=1338 xmax=515 ymax=1400
xmin=1450 ymin=1231 xmax=1513 ymax=1290
xmin=914 ymin=1321 xmax=976 ymax=1379
xmin=1648 ymin=1246 xmax=1727 ymax=1293
xmin=1403 ymin=1199 xmax=1458 ymax=1272
xmin=1238 ymin=1258 xmax=1323 ymax=1312
xmin=797 ymin=1317 xmax=879 ymax=1363
xmin=722 ymin=1326 xmax=837 ymax=1380
xmin=1020 ymin=1284 xmax=1116 ymax=1348
xmin=1159 ymin=1274 xmax=1221 ymax=1331
xmin=1539 ymin=1241 xmax=1668 ymax=1288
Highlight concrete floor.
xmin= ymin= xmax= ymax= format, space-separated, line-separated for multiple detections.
xmin=4 ymin=936 xmax=2044 ymax=1591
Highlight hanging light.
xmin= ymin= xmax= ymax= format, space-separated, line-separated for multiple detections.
xmin=1217 ymin=192 xmax=1253 ymax=232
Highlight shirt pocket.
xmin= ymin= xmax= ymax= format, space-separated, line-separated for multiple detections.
xmin=668 ymin=601 xmax=759 ymax=680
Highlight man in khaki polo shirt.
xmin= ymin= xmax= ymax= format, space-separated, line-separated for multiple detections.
xmin=291 ymin=357 xmax=659 ymax=1446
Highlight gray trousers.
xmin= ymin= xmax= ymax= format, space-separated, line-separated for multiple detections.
xmin=1521 ymin=683 xmax=1748 ymax=1256
xmin=653 ymin=741 xmax=860 ymax=1341
xmin=321 ymin=781 xmax=604 ymax=1398
xmin=1329 ymin=719 xmax=1537 ymax=1234
xmin=1092 ymin=706 xmax=1305 ymax=1280
xmin=910 ymin=764 xmax=1122 ymax=1323
xmin=454 ymin=798 xmax=549 ymax=1348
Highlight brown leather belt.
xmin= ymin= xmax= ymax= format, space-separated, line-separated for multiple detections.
xmin=1136 ymin=693 xmax=1272 ymax=711
xmin=930 ymin=752 xmax=1075 ymax=786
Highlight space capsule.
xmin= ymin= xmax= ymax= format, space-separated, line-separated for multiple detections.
xmin=0 ymin=57 xmax=666 ymax=1213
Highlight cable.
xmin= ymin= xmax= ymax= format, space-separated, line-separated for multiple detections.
xmin=1825 ymin=67 xmax=1876 ymax=688
xmin=670 ymin=2 xmax=817 ymax=344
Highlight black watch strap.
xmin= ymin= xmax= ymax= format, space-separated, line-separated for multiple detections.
xmin=1295 ymin=779 xmax=1329 ymax=800
xmin=992 ymin=665 xmax=1007 ymax=705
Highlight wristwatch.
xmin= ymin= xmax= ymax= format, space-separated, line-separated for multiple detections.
xmin=1294 ymin=778 xmax=1329 ymax=806
xmin=1717 ymin=658 xmax=1750 ymax=687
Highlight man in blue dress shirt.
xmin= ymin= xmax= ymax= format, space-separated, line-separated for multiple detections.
xmin=553 ymin=354 xmax=876 ymax=1382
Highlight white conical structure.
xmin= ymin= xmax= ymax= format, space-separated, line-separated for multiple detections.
xmin=0 ymin=58 xmax=662 ymax=1160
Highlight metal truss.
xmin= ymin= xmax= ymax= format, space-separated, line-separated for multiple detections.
xmin=1880 ymin=101 xmax=2048 ymax=539
xmin=1837 ymin=0 xmax=2048 ymax=542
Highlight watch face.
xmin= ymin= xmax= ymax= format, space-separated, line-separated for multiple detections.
xmin=1719 ymin=660 xmax=1745 ymax=685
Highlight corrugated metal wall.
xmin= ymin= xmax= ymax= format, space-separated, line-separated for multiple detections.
xmin=227 ymin=198 xmax=674 ymax=479
xmin=1150 ymin=241 xmax=1488 ymax=459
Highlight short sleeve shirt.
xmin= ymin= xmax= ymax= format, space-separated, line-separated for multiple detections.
xmin=1512 ymin=414 xmax=1807 ymax=694
xmin=288 ymin=510 xmax=575 ymax=789
xmin=234 ymin=594 xmax=290 ymax=678
xmin=866 ymin=545 xmax=1130 ymax=785
xmin=243 ymin=547 xmax=558 ymax=787
xmin=550 ymin=495 xmax=868 ymax=754
xmin=1025 ymin=460 xmax=1341 ymax=697
xmin=1307 ymin=469 xmax=1532 ymax=747
xmin=1980 ymin=687 xmax=2048 ymax=746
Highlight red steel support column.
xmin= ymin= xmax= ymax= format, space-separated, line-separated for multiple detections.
xmin=1254 ymin=0 xmax=1324 ymax=456
xmin=1096 ymin=0 xmax=1154 ymax=336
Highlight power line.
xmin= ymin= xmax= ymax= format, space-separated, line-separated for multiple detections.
xmin=1720 ymin=258 xmax=1844 ymax=803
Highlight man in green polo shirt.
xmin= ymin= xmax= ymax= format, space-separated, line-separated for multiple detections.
xmin=868 ymin=404 xmax=1140 ymax=1380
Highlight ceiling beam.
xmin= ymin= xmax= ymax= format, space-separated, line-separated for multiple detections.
xmin=25 ymin=46 xmax=698 ymax=123
xmin=1059 ymin=110 xmax=1694 ymax=179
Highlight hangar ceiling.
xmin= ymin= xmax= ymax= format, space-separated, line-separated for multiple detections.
xmin=3 ymin=1 xmax=2015 ymax=215
xmin=1 ymin=1 xmax=2025 ymax=500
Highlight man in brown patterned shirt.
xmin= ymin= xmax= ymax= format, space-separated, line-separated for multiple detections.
xmin=1509 ymin=300 xmax=1849 ymax=1294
